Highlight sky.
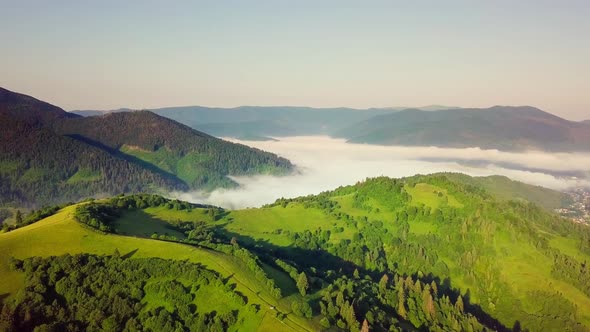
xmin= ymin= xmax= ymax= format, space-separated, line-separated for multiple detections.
xmin=1 ymin=1 xmax=589 ymax=120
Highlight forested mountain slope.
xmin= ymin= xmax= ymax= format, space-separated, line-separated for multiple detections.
xmin=211 ymin=174 xmax=590 ymax=331
xmin=337 ymin=106 xmax=590 ymax=151
xmin=54 ymin=111 xmax=292 ymax=188
xmin=0 ymin=87 xmax=293 ymax=208
xmin=2 ymin=174 xmax=588 ymax=331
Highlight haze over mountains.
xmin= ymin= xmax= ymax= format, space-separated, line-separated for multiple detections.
xmin=0 ymin=87 xmax=292 ymax=207
xmin=338 ymin=106 xmax=590 ymax=152
xmin=74 ymin=105 xmax=454 ymax=140
xmin=75 ymin=104 xmax=590 ymax=152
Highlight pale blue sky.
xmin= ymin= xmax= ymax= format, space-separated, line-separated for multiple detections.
xmin=1 ymin=1 xmax=588 ymax=119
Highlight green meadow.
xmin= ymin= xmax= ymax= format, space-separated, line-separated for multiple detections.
xmin=0 ymin=205 xmax=317 ymax=332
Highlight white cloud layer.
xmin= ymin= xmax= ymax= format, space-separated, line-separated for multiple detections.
xmin=172 ymin=136 xmax=590 ymax=209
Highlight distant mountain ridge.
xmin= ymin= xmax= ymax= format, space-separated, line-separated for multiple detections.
xmin=73 ymin=105 xmax=457 ymax=140
xmin=0 ymin=87 xmax=292 ymax=207
xmin=74 ymin=105 xmax=588 ymax=152
xmin=337 ymin=106 xmax=590 ymax=151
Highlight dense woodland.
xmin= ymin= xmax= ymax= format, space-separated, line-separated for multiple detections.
xmin=1 ymin=255 xmax=248 ymax=332
xmin=261 ymin=175 xmax=590 ymax=331
xmin=0 ymin=88 xmax=292 ymax=208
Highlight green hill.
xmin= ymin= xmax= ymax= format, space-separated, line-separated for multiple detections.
xmin=440 ymin=173 xmax=571 ymax=210
xmin=0 ymin=204 xmax=316 ymax=332
xmin=53 ymin=111 xmax=292 ymax=188
xmin=337 ymin=106 xmax=590 ymax=152
xmin=0 ymin=87 xmax=293 ymax=208
xmin=2 ymin=175 xmax=589 ymax=331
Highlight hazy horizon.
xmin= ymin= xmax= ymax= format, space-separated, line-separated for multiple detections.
xmin=2 ymin=1 xmax=589 ymax=120
xmin=173 ymin=136 xmax=590 ymax=209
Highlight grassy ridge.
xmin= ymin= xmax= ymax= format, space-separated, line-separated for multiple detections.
xmin=0 ymin=205 xmax=316 ymax=331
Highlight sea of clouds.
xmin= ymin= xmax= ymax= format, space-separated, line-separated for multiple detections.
xmin=172 ymin=136 xmax=590 ymax=209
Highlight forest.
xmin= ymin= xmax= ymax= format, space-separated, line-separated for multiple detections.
xmin=2 ymin=175 xmax=590 ymax=331
xmin=0 ymin=88 xmax=292 ymax=208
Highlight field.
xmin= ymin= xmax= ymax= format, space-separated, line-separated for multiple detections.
xmin=0 ymin=205 xmax=317 ymax=332
xmin=405 ymin=183 xmax=463 ymax=208
xmin=215 ymin=203 xmax=355 ymax=246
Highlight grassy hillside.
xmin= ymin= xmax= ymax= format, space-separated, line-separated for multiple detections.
xmin=441 ymin=173 xmax=570 ymax=210
xmin=2 ymin=174 xmax=589 ymax=331
xmin=337 ymin=106 xmax=590 ymax=152
xmin=0 ymin=205 xmax=316 ymax=332
xmin=212 ymin=175 xmax=590 ymax=331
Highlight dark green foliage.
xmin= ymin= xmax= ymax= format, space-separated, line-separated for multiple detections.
xmin=0 ymin=88 xmax=292 ymax=208
xmin=258 ymin=174 xmax=590 ymax=330
xmin=296 ymin=272 xmax=309 ymax=296
xmin=551 ymin=253 xmax=590 ymax=297
xmin=2 ymin=254 xmax=244 ymax=332
xmin=0 ymin=208 xmax=12 ymax=224
xmin=73 ymin=194 xmax=283 ymax=299
xmin=291 ymin=300 xmax=312 ymax=318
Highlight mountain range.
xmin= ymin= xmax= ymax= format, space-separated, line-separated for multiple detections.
xmin=337 ymin=106 xmax=590 ymax=151
xmin=76 ymin=104 xmax=590 ymax=152
xmin=73 ymin=105 xmax=455 ymax=140
xmin=0 ymin=87 xmax=292 ymax=207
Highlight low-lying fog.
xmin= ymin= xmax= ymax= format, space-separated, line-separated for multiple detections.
xmin=173 ymin=136 xmax=590 ymax=209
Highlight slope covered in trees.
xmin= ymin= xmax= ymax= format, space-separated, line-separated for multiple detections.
xmin=3 ymin=174 xmax=589 ymax=331
xmin=54 ymin=111 xmax=292 ymax=187
xmin=0 ymin=87 xmax=293 ymax=208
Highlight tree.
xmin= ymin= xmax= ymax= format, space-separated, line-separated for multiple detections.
xmin=422 ymin=289 xmax=436 ymax=320
xmin=353 ymin=268 xmax=360 ymax=279
xmin=15 ymin=210 xmax=23 ymax=225
xmin=397 ymin=288 xmax=407 ymax=319
xmin=361 ymin=318 xmax=370 ymax=332
xmin=296 ymin=272 xmax=309 ymax=296
xmin=379 ymin=274 xmax=389 ymax=290
xmin=455 ymin=295 xmax=464 ymax=313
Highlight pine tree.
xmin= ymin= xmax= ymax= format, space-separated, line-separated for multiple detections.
xmin=15 ymin=210 xmax=23 ymax=225
xmin=353 ymin=268 xmax=360 ymax=279
xmin=379 ymin=274 xmax=389 ymax=290
xmin=336 ymin=291 xmax=345 ymax=307
xmin=455 ymin=295 xmax=464 ymax=313
xmin=397 ymin=288 xmax=407 ymax=319
xmin=430 ymin=281 xmax=438 ymax=297
xmin=422 ymin=288 xmax=436 ymax=320
xmin=296 ymin=272 xmax=309 ymax=296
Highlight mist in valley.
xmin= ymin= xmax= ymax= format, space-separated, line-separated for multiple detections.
xmin=173 ymin=136 xmax=590 ymax=209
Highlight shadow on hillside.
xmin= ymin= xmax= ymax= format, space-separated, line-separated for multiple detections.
xmin=213 ymin=228 xmax=360 ymax=297
xmin=122 ymin=248 xmax=139 ymax=259
xmin=65 ymin=134 xmax=188 ymax=189
xmin=0 ymin=293 xmax=9 ymax=303
xmin=116 ymin=209 xmax=187 ymax=239
xmin=416 ymin=273 xmax=510 ymax=332
xmin=214 ymin=226 xmax=511 ymax=331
